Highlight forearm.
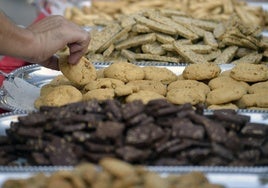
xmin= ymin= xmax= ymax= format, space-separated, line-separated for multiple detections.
xmin=0 ymin=10 xmax=34 ymax=60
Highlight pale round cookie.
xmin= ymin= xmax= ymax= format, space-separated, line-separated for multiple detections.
xmin=230 ymin=63 xmax=268 ymax=82
xmin=166 ymin=88 xmax=206 ymax=105
xmin=126 ymin=80 xmax=167 ymax=96
xmin=103 ymin=62 xmax=144 ymax=83
xmin=208 ymin=103 xmax=238 ymax=110
xmin=167 ymin=80 xmax=210 ymax=94
xmin=236 ymin=93 xmax=268 ymax=108
xmin=34 ymin=85 xmax=82 ymax=109
xmin=83 ymin=78 xmax=124 ymax=92
xmin=125 ymin=90 xmax=165 ymax=104
xmin=59 ymin=56 xmax=97 ymax=86
xmin=182 ymin=63 xmax=221 ymax=80
xmin=142 ymin=66 xmax=177 ymax=84
xmin=206 ymin=85 xmax=247 ymax=105
xmin=83 ymin=88 xmax=115 ymax=101
xmin=208 ymin=76 xmax=249 ymax=90
xmin=248 ymin=81 xmax=268 ymax=94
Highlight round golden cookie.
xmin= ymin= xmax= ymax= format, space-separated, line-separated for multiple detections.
xmin=166 ymin=88 xmax=206 ymax=105
xmin=59 ymin=56 xmax=97 ymax=86
xmin=206 ymin=85 xmax=247 ymax=105
xmin=103 ymin=62 xmax=144 ymax=83
xmin=208 ymin=103 xmax=238 ymax=110
xmin=83 ymin=78 xmax=124 ymax=93
xmin=126 ymin=80 xmax=167 ymax=96
xmin=125 ymin=90 xmax=165 ymax=104
xmin=230 ymin=63 xmax=268 ymax=82
xmin=83 ymin=88 xmax=115 ymax=101
xmin=248 ymin=81 xmax=268 ymax=94
xmin=236 ymin=93 xmax=268 ymax=108
xmin=39 ymin=84 xmax=57 ymax=96
xmin=142 ymin=66 xmax=177 ymax=84
xmin=167 ymin=80 xmax=210 ymax=94
xmin=34 ymin=85 xmax=82 ymax=109
xmin=182 ymin=63 xmax=221 ymax=80
xmin=208 ymin=76 xmax=249 ymax=90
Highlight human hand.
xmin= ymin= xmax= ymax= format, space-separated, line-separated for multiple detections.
xmin=26 ymin=15 xmax=90 ymax=70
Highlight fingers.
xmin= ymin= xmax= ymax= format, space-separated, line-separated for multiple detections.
xmin=40 ymin=55 xmax=60 ymax=70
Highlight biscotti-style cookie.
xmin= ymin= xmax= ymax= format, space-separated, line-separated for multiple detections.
xmin=103 ymin=62 xmax=145 ymax=82
xmin=236 ymin=93 xmax=268 ymax=108
xmin=208 ymin=76 xmax=249 ymax=90
xmin=167 ymin=80 xmax=210 ymax=94
xmin=126 ymin=80 xmax=167 ymax=96
xmin=34 ymin=85 xmax=83 ymax=109
xmin=206 ymin=85 xmax=247 ymax=105
xmin=142 ymin=66 xmax=177 ymax=84
xmin=208 ymin=103 xmax=238 ymax=110
xmin=125 ymin=90 xmax=165 ymax=104
xmin=59 ymin=56 xmax=97 ymax=86
xmin=230 ymin=63 xmax=268 ymax=82
xmin=182 ymin=62 xmax=221 ymax=80
xmin=83 ymin=78 xmax=124 ymax=93
xmin=166 ymin=88 xmax=206 ymax=105
xmin=83 ymin=88 xmax=115 ymax=101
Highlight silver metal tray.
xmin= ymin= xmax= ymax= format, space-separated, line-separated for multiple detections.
xmin=0 ymin=63 xmax=237 ymax=113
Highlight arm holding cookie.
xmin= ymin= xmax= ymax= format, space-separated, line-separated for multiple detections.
xmin=0 ymin=10 xmax=90 ymax=70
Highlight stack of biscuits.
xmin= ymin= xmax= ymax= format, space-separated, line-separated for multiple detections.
xmin=64 ymin=0 xmax=268 ymax=30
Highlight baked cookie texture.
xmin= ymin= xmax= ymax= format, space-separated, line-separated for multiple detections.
xmin=103 ymin=62 xmax=145 ymax=82
xmin=34 ymin=85 xmax=83 ymax=109
xmin=208 ymin=76 xmax=249 ymax=90
xmin=83 ymin=78 xmax=124 ymax=93
xmin=206 ymin=85 xmax=247 ymax=105
xmin=236 ymin=93 xmax=268 ymax=108
xmin=59 ymin=56 xmax=97 ymax=86
xmin=166 ymin=88 xmax=206 ymax=105
xmin=142 ymin=66 xmax=177 ymax=84
xmin=208 ymin=103 xmax=238 ymax=110
xmin=126 ymin=80 xmax=167 ymax=96
xmin=167 ymin=80 xmax=210 ymax=94
xmin=83 ymin=88 xmax=115 ymax=101
xmin=182 ymin=63 xmax=221 ymax=80
xmin=125 ymin=90 xmax=165 ymax=104
xmin=230 ymin=63 xmax=268 ymax=82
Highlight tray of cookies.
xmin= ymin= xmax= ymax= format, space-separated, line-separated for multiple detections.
xmin=0 ymin=57 xmax=267 ymax=113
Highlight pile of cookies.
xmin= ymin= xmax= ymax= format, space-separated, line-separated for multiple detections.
xmin=64 ymin=0 xmax=268 ymax=30
xmin=79 ymin=9 xmax=268 ymax=65
xmin=2 ymin=98 xmax=268 ymax=166
xmin=2 ymin=158 xmax=222 ymax=188
xmin=35 ymin=57 xmax=268 ymax=110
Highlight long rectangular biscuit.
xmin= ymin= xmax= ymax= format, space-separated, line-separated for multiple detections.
xmin=213 ymin=46 xmax=238 ymax=64
xmin=232 ymin=52 xmax=263 ymax=64
xmin=204 ymin=31 xmax=218 ymax=49
xmin=97 ymin=25 xmax=132 ymax=53
xmin=173 ymin=41 xmax=207 ymax=64
xmin=134 ymin=15 xmax=177 ymax=35
xmin=171 ymin=16 xmax=218 ymax=31
xmin=88 ymin=23 xmax=122 ymax=53
xmin=135 ymin=53 xmax=181 ymax=63
xmin=147 ymin=12 xmax=199 ymax=40
xmin=115 ymin=33 xmax=156 ymax=50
